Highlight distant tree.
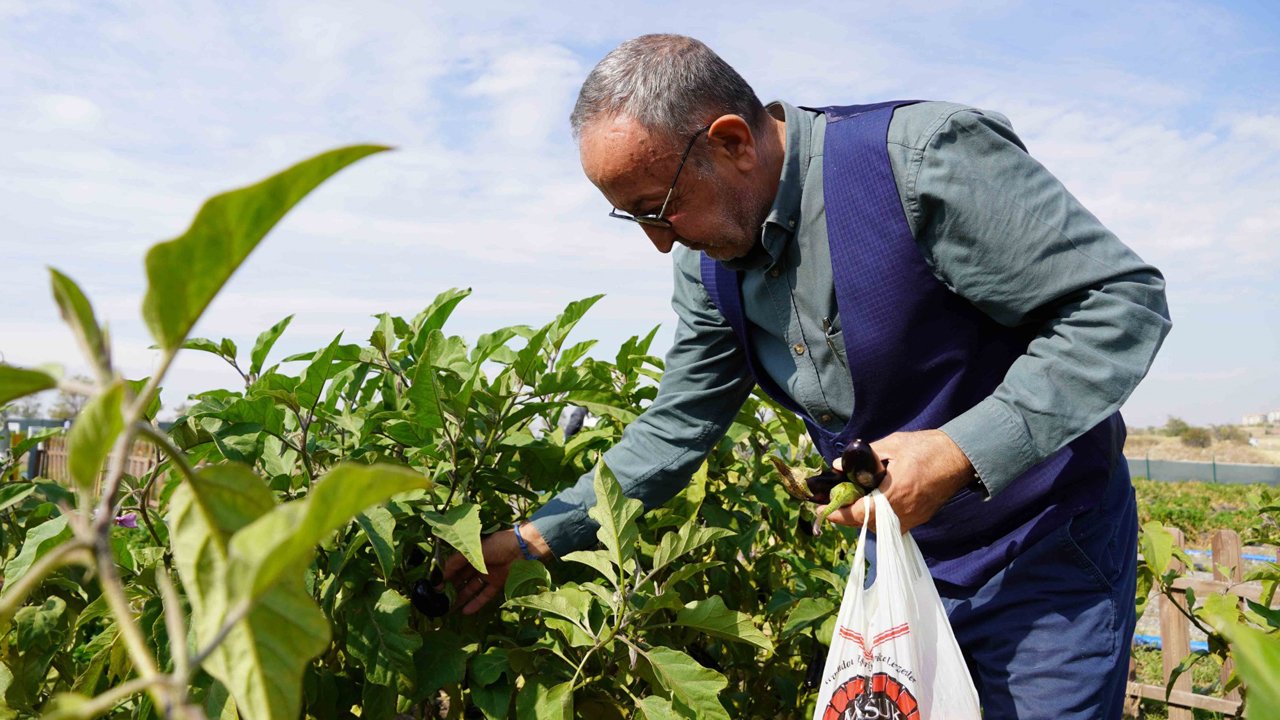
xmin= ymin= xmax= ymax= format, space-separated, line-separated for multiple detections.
xmin=47 ymin=375 xmax=92 ymax=420
xmin=1181 ymin=427 xmax=1213 ymax=448
xmin=1163 ymin=416 xmax=1190 ymax=437
xmin=1214 ymin=424 xmax=1249 ymax=444
xmin=1 ymin=397 xmax=44 ymax=421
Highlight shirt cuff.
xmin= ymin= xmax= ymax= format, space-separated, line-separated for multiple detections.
xmin=940 ymin=396 xmax=1041 ymax=498
xmin=528 ymin=496 xmax=596 ymax=558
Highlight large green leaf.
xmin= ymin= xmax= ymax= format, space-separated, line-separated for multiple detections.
xmin=409 ymin=288 xmax=472 ymax=358
xmin=226 ymin=463 xmax=429 ymax=601
xmin=2 ymin=515 xmax=72 ymax=588
xmin=142 ymin=145 xmax=389 ymax=351
xmin=169 ymin=478 xmax=329 ymax=720
xmin=184 ymin=463 xmax=278 ymax=541
xmin=639 ymin=646 xmax=729 ymax=720
xmin=0 ymin=365 xmax=58 ymax=406
xmin=249 ymin=315 xmax=294 ymax=378
xmin=422 ymin=502 xmax=486 ymax=575
xmin=66 ymin=380 xmax=125 ymax=493
xmin=48 ymin=269 xmax=109 ymax=377
xmin=515 ymin=680 xmax=573 ymax=720
xmin=675 ymin=596 xmax=773 ymax=653
xmin=345 ymin=586 xmax=421 ymax=687
xmin=589 ymin=460 xmax=643 ymax=571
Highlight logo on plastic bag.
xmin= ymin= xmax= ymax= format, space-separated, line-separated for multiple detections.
xmin=838 ymin=623 xmax=910 ymax=661
xmin=822 ymin=672 xmax=919 ymax=720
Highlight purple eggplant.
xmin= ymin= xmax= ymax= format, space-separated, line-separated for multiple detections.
xmin=840 ymin=439 xmax=887 ymax=491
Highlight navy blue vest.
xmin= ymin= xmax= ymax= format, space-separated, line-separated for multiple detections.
xmin=700 ymin=101 xmax=1124 ymax=587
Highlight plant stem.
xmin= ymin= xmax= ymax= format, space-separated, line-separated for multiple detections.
xmin=135 ymin=422 xmax=197 ymax=483
xmin=189 ymin=599 xmax=251 ymax=673
xmin=57 ymin=675 xmax=162 ymax=720
xmin=156 ymin=566 xmax=190 ymax=694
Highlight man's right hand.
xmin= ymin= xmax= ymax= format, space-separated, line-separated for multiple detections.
xmin=441 ymin=523 xmax=552 ymax=615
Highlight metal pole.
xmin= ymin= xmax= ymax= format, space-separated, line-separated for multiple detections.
xmin=1145 ymin=452 xmax=1151 ymax=482
xmin=1212 ymin=455 xmax=1218 ymax=484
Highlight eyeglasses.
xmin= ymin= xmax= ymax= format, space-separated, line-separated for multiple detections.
xmin=608 ymin=125 xmax=710 ymax=229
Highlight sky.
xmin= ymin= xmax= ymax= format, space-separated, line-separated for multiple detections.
xmin=1 ymin=0 xmax=1277 ymax=428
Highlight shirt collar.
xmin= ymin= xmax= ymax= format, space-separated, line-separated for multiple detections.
xmin=723 ymin=100 xmax=813 ymax=272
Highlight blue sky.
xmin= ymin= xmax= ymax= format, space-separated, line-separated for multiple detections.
xmin=2 ymin=0 xmax=1277 ymax=427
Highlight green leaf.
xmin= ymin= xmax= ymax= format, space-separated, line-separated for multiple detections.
xmin=3 ymin=515 xmax=71 ymax=588
xmin=169 ymin=480 xmax=329 ymax=720
xmin=635 ymin=696 xmax=681 ymax=720
xmin=48 ymin=269 xmax=109 ymax=377
xmin=345 ymin=586 xmax=421 ymax=687
xmin=589 ymin=459 xmax=643 ymax=572
xmin=1140 ymin=522 xmax=1175 ymax=579
xmin=638 ymin=646 xmax=729 ymax=720
xmin=1219 ymin=622 xmax=1280 ymax=717
xmin=416 ymin=628 xmax=468 ymax=697
xmin=226 ymin=463 xmax=429 ymax=601
xmin=220 ymin=337 xmax=239 ymax=362
xmin=783 ymin=598 xmax=836 ymax=638
xmin=653 ymin=522 xmax=733 ymax=574
xmin=675 ymin=596 xmax=773 ymax=653
xmin=0 ymin=365 xmax=58 ymax=406
xmin=7 ymin=596 xmax=69 ymax=712
xmin=470 ymin=647 xmax=509 ymax=686
xmin=250 ymin=315 xmax=294 ymax=378
xmin=124 ymin=377 xmax=162 ymax=421
xmin=422 ymin=502 xmax=486 ymax=575
xmin=410 ymin=288 xmax=472 ymax=357
xmin=515 ymin=680 xmax=573 ymax=720
xmin=0 ymin=483 xmax=36 ymax=513
xmin=296 ymin=333 xmax=343 ymax=411
xmin=354 ymin=506 xmax=397 ymax=579
xmin=561 ymin=549 xmax=619 ymax=590
xmin=66 ymin=380 xmax=125 ymax=493
xmin=505 ymin=586 xmax=594 ymax=627
xmin=182 ymin=338 xmax=229 ymax=358
xmin=185 ymin=463 xmax=278 ymax=540
xmin=504 ymin=559 xmax=552 ymax=599
xmin=142 ymin=145 xmax=389 ymax=351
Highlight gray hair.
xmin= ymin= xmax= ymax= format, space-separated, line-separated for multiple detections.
xmin=570 ymin=34 xmax=766 ymax=144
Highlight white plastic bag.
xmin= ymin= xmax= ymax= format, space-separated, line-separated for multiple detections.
xmin=811 ymin=490 xmax=981 ymax=720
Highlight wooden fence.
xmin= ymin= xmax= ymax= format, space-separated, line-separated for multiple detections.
xmin=1126 ymin=528 xmax=1280 ymax=718
xmin=36 ymin=435 xmax=160 ymax=493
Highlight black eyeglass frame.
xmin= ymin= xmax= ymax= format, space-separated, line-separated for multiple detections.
xmin=608 ymin=124 xmax=711 ymax=229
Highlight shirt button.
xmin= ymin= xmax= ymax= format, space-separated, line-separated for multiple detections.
xmin=819 ymin=412 xmax=834 ymax=424
xmin=768 ymin=267 xmax=782 ymax=278
xmin=792 ymin=343 xmax=806 ymax=356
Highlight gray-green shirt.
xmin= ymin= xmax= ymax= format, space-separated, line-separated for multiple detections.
xmin=532 ymin=100 xmax=1171 ymax=556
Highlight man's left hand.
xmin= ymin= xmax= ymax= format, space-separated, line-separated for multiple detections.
xmin=821 ymin=429 xmax=976 ymax=533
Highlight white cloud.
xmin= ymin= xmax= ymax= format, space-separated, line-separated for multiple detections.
xmin=2 ymin=1 xmax=1277 ymax=427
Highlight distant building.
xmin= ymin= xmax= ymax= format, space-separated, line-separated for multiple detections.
xmin=1269 ymin=410 xmax=1280 ymax=424
xmin=1243 ymin=414 xmax=1266 ymax=426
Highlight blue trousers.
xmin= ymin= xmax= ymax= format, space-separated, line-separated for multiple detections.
xmin=864 ymin=471 xmax=1138 ymax=719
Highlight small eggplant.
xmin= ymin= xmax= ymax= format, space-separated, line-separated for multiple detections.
xmin=411 ymin=579 xmax=450 ymax=617
xmin=770 ymin=439 xmax=887 ymax=535
xmin=840 ymin=438 xmax=888 ymax=491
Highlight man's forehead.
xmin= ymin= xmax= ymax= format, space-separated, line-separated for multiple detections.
xmin=579 ymin=115 xmax=678 ymax=193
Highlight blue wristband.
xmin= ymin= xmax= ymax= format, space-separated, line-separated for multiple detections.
xmin=513 ymin=522 xmax=540 ymax=561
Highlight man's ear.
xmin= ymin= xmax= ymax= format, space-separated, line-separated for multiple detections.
xmin=706 ymin=114 xmax=758 ymax=171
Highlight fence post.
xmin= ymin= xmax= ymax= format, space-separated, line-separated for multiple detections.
xmin=1160 ymin=527 xmax=1193 ymax=720
xmin=1145 ymin=452 xmax=1152 ymax=481
xmin=1212 ymin=529 xmax=1244 ymax=706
